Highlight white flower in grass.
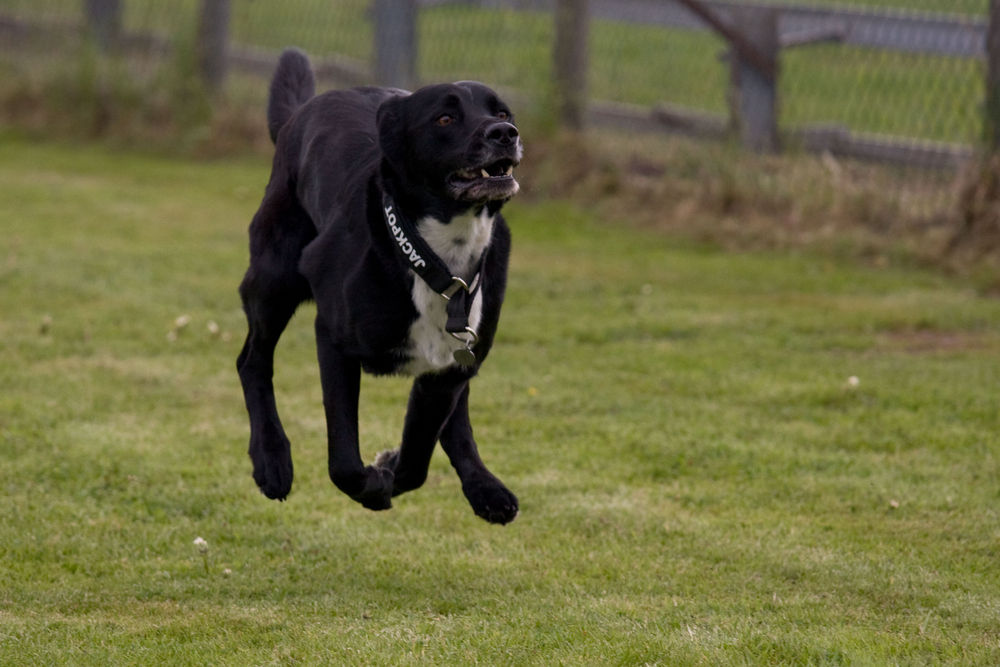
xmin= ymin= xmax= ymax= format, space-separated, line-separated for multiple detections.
xmin=207 ymin=320 xmax=221 ymax=338
xmin=193 ymin=536 xmax=210 ymax=575
xmin=846 ymin=376 xmax=860 ymax=389
xmin=168 ymin=314 xmax=192 ymax=342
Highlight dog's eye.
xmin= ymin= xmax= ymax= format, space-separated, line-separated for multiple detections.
xmin=436 ymin=115 xmax=453 ymax=126
xmin=497 ymin=111 xmax=508 ymax=121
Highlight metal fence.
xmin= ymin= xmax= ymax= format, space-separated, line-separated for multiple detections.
xmin=0 ymin=0 xmax=988 ymax=167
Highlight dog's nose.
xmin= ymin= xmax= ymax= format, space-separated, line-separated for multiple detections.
xmin=486 ymin=122 xmax=519 ymax=146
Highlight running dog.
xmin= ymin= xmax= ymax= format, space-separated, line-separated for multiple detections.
xmin=236 ymin=49 xmax=522 ymax=524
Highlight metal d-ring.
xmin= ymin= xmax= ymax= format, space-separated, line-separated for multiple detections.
xmin=441 ymin=277 xmax=469 ymax=300
xmin=449 ymin=327 xmax=479 ymax=346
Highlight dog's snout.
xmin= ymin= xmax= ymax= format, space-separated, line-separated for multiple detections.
xmin=486 ymin=122 xmax=519 ymax=146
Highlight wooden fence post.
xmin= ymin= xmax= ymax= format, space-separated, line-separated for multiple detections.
xmin=729 ymin=6 xmax=779 ymax=153
xmin=83 ymin=0 xmax=121 ymax=51
xmin=198 ymin=0 xmax=231 ymax=92
xmin=553 ymin=0 xmax=589 ymax=131
xmin=987 ymin=0 xmax=1000 ymax=150
xmin=374 ymin=0 xmax=417 ymax=89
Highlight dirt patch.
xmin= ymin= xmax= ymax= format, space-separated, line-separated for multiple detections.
xmin=878 ymin=330 xmax=994 ymax=354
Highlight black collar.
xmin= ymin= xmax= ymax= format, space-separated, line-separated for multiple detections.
xmin=382 ymin=193 xmax=488 ymax=362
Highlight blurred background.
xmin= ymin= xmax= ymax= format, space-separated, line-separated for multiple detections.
xmin=1 ymin=0 xmax=996 ymax=277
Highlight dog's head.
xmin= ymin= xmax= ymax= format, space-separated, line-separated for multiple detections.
xmin=376 ymin=82 xmax=522 ymax=206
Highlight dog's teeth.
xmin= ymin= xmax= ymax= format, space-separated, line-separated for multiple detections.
xmin=505 ymin=166 xmax=513 ymax=176
xmin=481 ymin=169 xmax=490 ymax=178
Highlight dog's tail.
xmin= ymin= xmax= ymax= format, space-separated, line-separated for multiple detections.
xmin=267 ymin=48 xmax=315 ymax=144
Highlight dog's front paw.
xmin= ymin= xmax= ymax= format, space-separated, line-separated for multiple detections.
xmin=249 ymin=433 xmax=293 ymax=501
xmin=349 ymin=465 xmax=395 ymax=511
xmin=373 ymin=448 xmax=399 ymax=471
xmin=462 ymin=474 xmax=519 ymax=525
xmin=374 ymin=448 xmax=427 ymax=496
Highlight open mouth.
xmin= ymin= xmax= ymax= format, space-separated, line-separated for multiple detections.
xmin=449 ymin=158 xmax=517 ymax=184
xmin=447 ymin=158 xmax=520 ymax=202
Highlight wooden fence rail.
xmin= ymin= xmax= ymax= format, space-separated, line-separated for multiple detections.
xmin=454 ymin=0 xmax=985 ymax=58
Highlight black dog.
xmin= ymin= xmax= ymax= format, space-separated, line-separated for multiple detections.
xmin=236 ymin=49 xmax=521 ymax=524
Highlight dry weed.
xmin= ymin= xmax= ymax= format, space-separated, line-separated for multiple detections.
xmin=518 ymin=129 xmax=979 ymax=279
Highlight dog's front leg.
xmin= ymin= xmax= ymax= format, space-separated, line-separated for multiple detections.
xmin=374 ymin=371 xmax=468 ymax=497
xmin=315 ymin=319 xmax=394 ymax=510
xmin=439 ymin=384 xmax=519 ymax=525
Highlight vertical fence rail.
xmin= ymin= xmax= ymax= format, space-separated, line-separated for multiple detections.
xmin=198 ymin=0 xmax=231 ymax=92
xmin=553 ymin=0 xmax=589 ymax=131
xmin=987 ymin=0 xmax=1000 ymax=150
xmin=374 ymin=0 xmax=417 ymax=89
xmin=83 ymin=0 xmax=121 ymax=51
xmin=729 ymin=7 xmax=779 ymax=152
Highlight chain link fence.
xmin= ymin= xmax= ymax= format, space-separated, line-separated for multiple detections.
xmin=1 ymin=0 xmax=987 ymax=149
xmin=0 ymin=0 xmax=986 ymax=144
xmin=0 ymin=0 xmax=992 ymax=235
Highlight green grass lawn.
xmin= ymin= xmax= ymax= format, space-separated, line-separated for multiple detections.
xmin=3 ymin=135 xmax=1000 ymax=665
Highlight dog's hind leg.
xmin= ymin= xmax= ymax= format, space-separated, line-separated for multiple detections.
xmin=237 ymin=191 xmax=314 ymax=501
xmin=315 ymin=320 xmax=395 ymax=510
xmin=373 ymin=371 xmax=468 ymax=497
xmin=438 ymin=384 xmax=519 ymax=524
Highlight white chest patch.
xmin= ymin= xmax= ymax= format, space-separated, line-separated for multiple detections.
xmin=399 ymin=208 xmax=495 ymax=376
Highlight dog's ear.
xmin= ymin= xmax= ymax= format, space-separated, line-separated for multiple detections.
xmin=376 ymin=95 xmax=408 ymax=173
